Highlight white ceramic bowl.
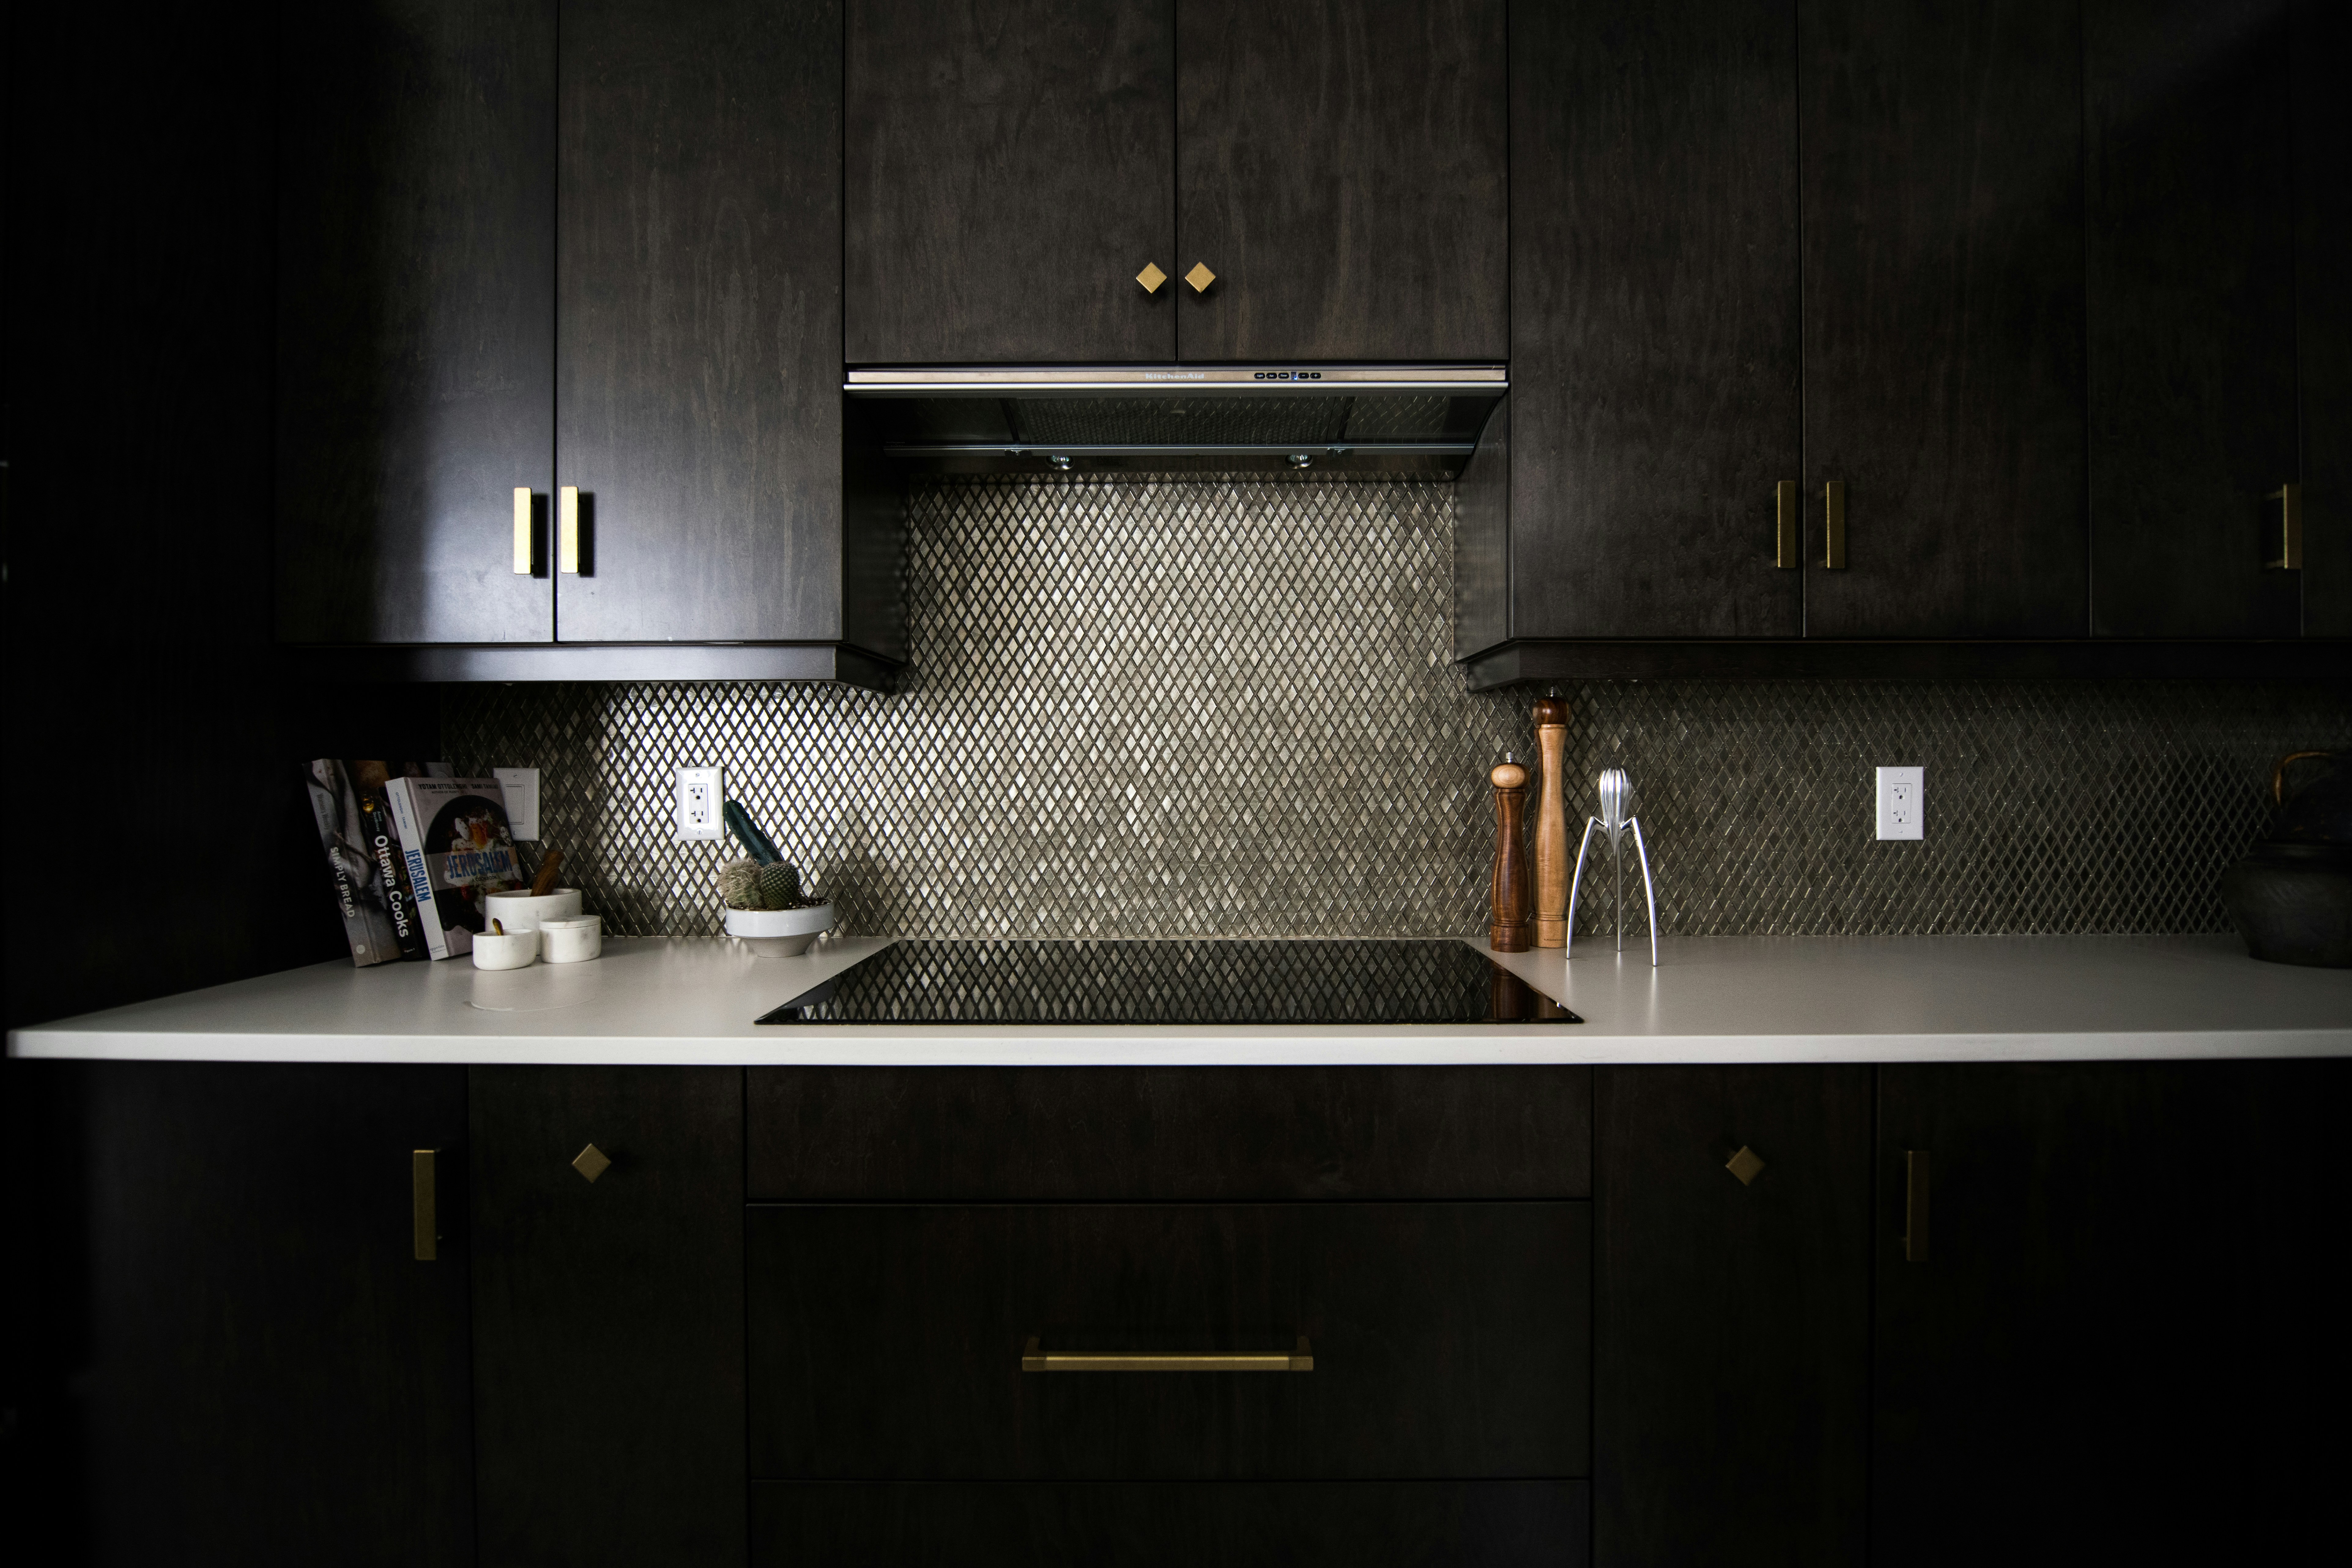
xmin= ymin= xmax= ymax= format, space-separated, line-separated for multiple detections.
xmin=471 ymin=931 xmax=540 ymax=970
xmin=539 ymin=914 xmax=603 ymax=964
xmin=723 ymin=901 xmax=833 ymax=957
xmin=484 ymin=887 xmax=583 ymax=933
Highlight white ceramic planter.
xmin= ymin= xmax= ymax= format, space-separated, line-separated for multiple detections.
xmin=484 ymin=887 xmax=583 ymax=932
xmin=723 ymin=901 xmax=833 ymax=957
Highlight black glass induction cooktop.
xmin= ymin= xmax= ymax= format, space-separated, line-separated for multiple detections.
xmin=754 ymin=939 xmax=1580 ymax=1026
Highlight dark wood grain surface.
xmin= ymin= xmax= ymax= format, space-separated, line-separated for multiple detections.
xmin=747 ymin=1065 xmax=1592 ymax=1200
xmin=752 ymin=1480 xmax=1590 ymax=1566
xmin=749 ymin=1202 xmax=1591 ymax=1479
xmin=2296 ymin=0 xmax=2351 ymax=635
xmin=470 ymin=1066 xmax=746 ymax=1567
xmin=1873 ymin=1061 xmax=2352 ymax=1564
xmin=2086 ymin=0 xmax=2301 ymax=636
xmin=1594 ymin=1066 xmax=1871 ymax=1568
xmin=12 ymin=1064 xmax=474 ymax=1565
xmin=845 ymin=0 xmax=1176 ymax=363
xmin=1508 ymin=0 xmax=1804 ymax=640
xmin=1175 ymin=0 xmax=1507 ymax=361
xmin=556 ymin=0 xmax=849 ymax=643
xmin=1800 ymin=0 xmax=2088 ymax=636
xmin=1453 ymin=396 xmax=1512 ymax=656
xmin=276 ymin=0 xmax=557 ymax=644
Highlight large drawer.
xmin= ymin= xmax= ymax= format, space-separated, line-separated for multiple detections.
xmin=749 ymin=1201 xmax=1590 ymax=1479
xmin=751 ymin=1480 xmax=1589 ymax=1566
xmin=747 ymin=1065 xmax=1593 ymax=1200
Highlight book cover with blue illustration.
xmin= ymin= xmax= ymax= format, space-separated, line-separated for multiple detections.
xmin=383 ymin=775 xmax=525 ymax=958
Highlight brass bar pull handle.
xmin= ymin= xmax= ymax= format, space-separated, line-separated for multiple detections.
xmin=413 ymin=1148 xmax=440 ymax=1261
xmin=1903 ymin=1148 xmax=1929 ymax=1262
xmin=1775 ymin=480 xmax=1799 ymax=568
xmin=558 ymin=487 xmax=581 ymax=574
xmin=1823 ymin=480 xmax=1847 ymax=570
xmin=1021 ymin=1334 xmax=1313 ymax=1372
xmin=512 ymin=488 xmax=533 ymax=574
xmin=2266 ymin=483 xmax=2303 ymax=570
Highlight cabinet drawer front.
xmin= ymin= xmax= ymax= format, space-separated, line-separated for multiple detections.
xmin=749 ymin=1202 xmax=1590 ymax=1479
xmin=752 ymin=1480 xmax=1588 ymax=1567
xmin=748 ymin=1066 xmax=1592 ymax=1201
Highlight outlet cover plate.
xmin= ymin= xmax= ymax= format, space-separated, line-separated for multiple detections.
xmin=676 ymin=765 xmax=723 ymax=841
xmin=1876 ymin=765 xmax=1924 ymax=841
xmin=492 ymin=767 xmax=540 ymax=841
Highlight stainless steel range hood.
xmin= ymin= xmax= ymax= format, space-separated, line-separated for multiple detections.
xmin=846 ymin=364 xmax=1507 ymax=473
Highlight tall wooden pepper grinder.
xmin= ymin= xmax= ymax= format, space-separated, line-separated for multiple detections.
xmin=1532 ymin=687 xmax=1571 ymax=947
xmin=1489 ymin=754 xmax=1532 ymax=951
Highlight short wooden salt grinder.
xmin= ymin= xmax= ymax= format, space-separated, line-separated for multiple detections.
xmin=1489 ymin=754 xmax=1532 ymax=952
xmin=1532 ymin=687 xmax=1571 ymax=947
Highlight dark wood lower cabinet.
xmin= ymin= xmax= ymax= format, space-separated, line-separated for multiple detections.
xmin=750 ymin=1480 xmax=1590 ymax=1567
xmin=6 ymin=1062 xmax=474 ymax=1566
xmin=469 ymin=1066 xmax=745 ymax=1567
xmin=749 ymin=1202 xmax=1591 ymax=1480
xmin=1873 ymin=1059 xmax=2352 ymax=1565
xmin=1594 ymin=1066 xmax=1872 ymax=1568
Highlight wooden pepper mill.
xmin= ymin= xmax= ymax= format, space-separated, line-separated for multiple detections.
xmin=1489 ymin=754 xmax=1532 ymax=952
xmin=1532 ymin=688 xmax=1571 ymax=947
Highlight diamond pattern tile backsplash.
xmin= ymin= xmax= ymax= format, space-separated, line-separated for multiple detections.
xmin=445 ymin=473 xmax=2352 ymax=941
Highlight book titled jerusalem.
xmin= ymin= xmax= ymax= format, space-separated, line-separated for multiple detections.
xmin=383 ymin=776 xmax=526 ymax=959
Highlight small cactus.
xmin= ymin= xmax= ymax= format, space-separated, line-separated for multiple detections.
xmin=757 ymin=861 xmax=801 ymax=908
xmin=720 ymin=855 xmax=810 ymax=911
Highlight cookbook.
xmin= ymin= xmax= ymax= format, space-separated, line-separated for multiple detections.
xmin=383 ymin=776 xmax=526 ymax=959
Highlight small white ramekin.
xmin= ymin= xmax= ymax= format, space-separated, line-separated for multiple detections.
xmin=539 ymin=914 xmax=603 ymax=964
xmin=471 ymin=931 xmax=540 ymax=970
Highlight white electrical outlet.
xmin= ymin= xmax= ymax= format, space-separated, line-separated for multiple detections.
xmin=492 ymin=767 xmax=540 ymax=840
xmin=676 ymin=765 xmax=723 ymax=841
xmin=1876 ymin=765 xmax=1924 ymax=841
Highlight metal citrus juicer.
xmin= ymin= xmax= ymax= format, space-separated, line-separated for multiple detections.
xmin=1567 ymin=767 xmax=1658 ymax=966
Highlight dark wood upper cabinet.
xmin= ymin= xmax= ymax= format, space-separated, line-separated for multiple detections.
xmin=275 ymin=0 xmax=557 ymax=644
xmin=1800 ymin=0 xmax=2088 ymax=638
xmin=556 ymin=0 xmax=873 ymax=647
xmin=1175 ymin=0 xmax=1507 ymax=362
xmin=844 ymin=0 xmax=1177 ymax=364
xmin=2086 ymin=0 xmax=2301 ymax=637
xmin=1873 ymin=1062 xmax=2352 ymax=1566
xmin=470 ymin=1066 xmax=747 ymax=1568
xmin=1593 ymin=1067 xmax=1871 ymax=1568
xmin=1501 ymin=0 xmax=1802 ymax=643
xmin=2296 ymin=0 xmax=2352 ymax=636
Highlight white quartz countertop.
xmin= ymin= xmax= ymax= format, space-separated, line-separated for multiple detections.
xmin=8 ymin=934 xmax=2348 ymax=1066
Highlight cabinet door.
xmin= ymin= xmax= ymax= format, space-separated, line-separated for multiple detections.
xmin=845 ymin=0 xmax=1175 ymax=364
xmin=12 ymin=1062 xmax=473 ymax=1564
xmin=1873 ymin=1062 xmax=2352 ymax=1565
xmin=2298 ymin=0 xmax=2352 ymax=635
xmin=555 ymin=0 xmax=847 ymax=643
xmin=1593 ymin=1067 xmax=1870 ymax=1568
xmin=2086 ymin=0 xmax=2301 ymax=636
xmin=470 ymin=1066 xmax=745 ymax=1567
xmin=1800 ymin=0 xmax=2087 ymax=637
xmin=1508 ymin=0 xmax=1802 ymax=640
xmin=1176 ymin=0 xmax=1507 ymax=362
xmin=275 ymin=0 xmax=556 ymax=644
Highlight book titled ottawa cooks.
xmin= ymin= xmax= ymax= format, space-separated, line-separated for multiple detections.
xmin=383 ymin=775 xmax=527 ymax=959
xmin=304 ymin=759 xmax=450 ymax=966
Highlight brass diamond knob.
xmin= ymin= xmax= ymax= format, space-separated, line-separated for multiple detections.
xmin=573 ymin=1143 xmax=613 ymax=1183
xmin=1725 ymin=1145 xmax=1765 ymax=1186
xmin=1136 ymin=261 xmax=1167 ymax=295
xmin=1184 ymin=261 xmax=1216 ymax=294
